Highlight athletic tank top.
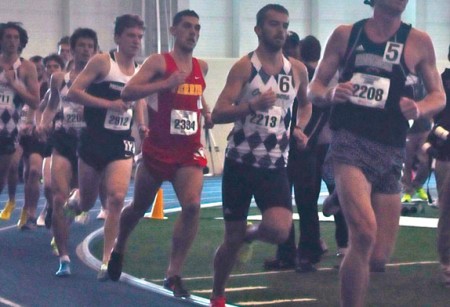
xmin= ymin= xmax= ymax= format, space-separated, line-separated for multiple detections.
xmin=84 ymin=51 xmax=138 ymax=137
xmin=54 ymin=72 xmax=86 ymax=135
xmin=330 ymin=19 xmax=419 ymax=147
xmin=225 ymin=51 xmax=297 ymax=169
xmin=145 ymin=53 xmax=206 ymax=152
xmin=0 ymin=57 xmax=24 ymax=139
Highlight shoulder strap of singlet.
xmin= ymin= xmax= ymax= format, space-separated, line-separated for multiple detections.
xmin=394 ymin=22 xmax=413 ymax=80
xmin=342 ymin=19 xmax=367 ymax=69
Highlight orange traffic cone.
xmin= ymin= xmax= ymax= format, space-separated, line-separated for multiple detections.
xmin=144 ymin=189 xmax=166 ymax=219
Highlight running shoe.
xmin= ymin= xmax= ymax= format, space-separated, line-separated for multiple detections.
xmin=96 ymin=207 xmax=107 ymax=220
xmin=442 ymin=264 xmax=450 ymax=288
xmin=107 ymin=251 xmax=124 ymax=282
xmin=296 ymin=259 xmax=317 ymax=273
xmin=401 ymin=193 xmax=412 ymax=203
xmin=20 ymin=217 xmax=37 ymax=230
xmin=63 ymin=189 xmax=81 ymax=222
xmin=55 ymin=260 xmax=71 ymax=277
xmin=16 ymin=209 xmax=27 ymax=229
xmin=75 ymin=211 xmax=89 ymax=224
xmin=336 ymin=247 xmax=348 ymax=257
xmin=36 ymin=211 xmax=46 ymax=227
xmin=210 ymin=296 xmax=226 ymax=307
xmin=50 ymin=237 xmax=59 ymax=256
xmin=45 ymin=207 xmax=53 ymax=229
xmin=263 ymin=258 xmax=295 ymax=270
xmin=163 ymin=275 xmax=190 ymax=298
xmin=416 ymin=188 xmax=428 ymax=201
xmin=0 ymin=200 xmax=16 ymax=220
xmin=97 ymin=263 xmax=109 ymax=282
xmin=322 ymin=192 xmax=340 ymax=217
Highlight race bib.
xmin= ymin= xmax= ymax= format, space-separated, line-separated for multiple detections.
xmin=0 ymin=85 xmax=14 ymax=108
xmin=170 ymin=109 xmax=198 ymax=136
xmin=349 ymin=73 xmax=390 ymax=109
xmin=246 ymin=106 xmax=282 ymax=134
xmin=104 ymin=108 xmax=133 ymax=131
xmin=63 ymin=106 xmax=86 ymax=128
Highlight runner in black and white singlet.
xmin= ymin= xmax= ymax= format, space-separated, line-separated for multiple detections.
xmin=39 ymin=28 xmax=99 ymax=277
xmin=210 ymin=5 xmax=311 ymax=305
xmin=308 ymin=1 xmax=446 ymax=305
xmin=67 ymin=14 xmax=146 ymax=281
xmin=0 ymin=22 xmax=40 ymax=221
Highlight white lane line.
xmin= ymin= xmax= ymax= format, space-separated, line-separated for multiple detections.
xmin=0 ymin=296 xmax=22 ymax=307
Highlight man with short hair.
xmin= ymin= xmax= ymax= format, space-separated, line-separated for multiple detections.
xmin=107 ymin=10 xmax=213 ymax=298
xmin=209 ymin=4 xmax=311 ymax=306
xmin=39 ymin=27 xmax=99 ymax=276
xmin=0 ymin=22 xmax=40 ymax=221
xmin=308 ymin=0 xmax=445 ymax=305
xmin=67 ymin=14 xmax=146 ymax=281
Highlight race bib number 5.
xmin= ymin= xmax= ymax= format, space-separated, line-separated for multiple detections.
xmin=349 ymin=73 xmax=390 ymax=109
xmin=104 ymin=109 xmax=133 ymax=131
xmin=170 ymin=109 xmax=198 ymax=136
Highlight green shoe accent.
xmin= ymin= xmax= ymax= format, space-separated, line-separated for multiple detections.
xmin=416 ymin=188 xmax=428 ymax=201
xmin=401 ymin=193 xmax=412 ymax=203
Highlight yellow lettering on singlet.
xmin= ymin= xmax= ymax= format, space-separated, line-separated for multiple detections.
xmin=177 ymin=83 xmax=203 ymax=96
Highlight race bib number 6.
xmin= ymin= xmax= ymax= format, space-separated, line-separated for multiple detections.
xmin=349 ymin=73 xmax=390 ymax=109
xmin=170 ymin=109 xmax=198 ymax=136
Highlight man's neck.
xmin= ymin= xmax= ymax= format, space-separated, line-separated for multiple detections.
xmin=367 ymin=10 xmax=403 ymax=42
xmin=114 ymin=50 xmax=136 ymax=69
xmin=255 ymin=45 xmax=284 ymax=71
xmin=0 ymin=52 xmax=19 ymax=67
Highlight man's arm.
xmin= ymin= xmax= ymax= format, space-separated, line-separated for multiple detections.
xmin=401 ymin=30 xmax=446 ymax=120
xmin=292 ymin=60 xmax=312 ymax=150
xmin=212 ymin=57 xmax=277 ymax=124
xmin=68 ymin=54 xmax=127 ymax=112
xmin=8 ymin=60 xmax=40 ymax=109
xmin=133 ymin=98 xmax=149 ymax=141
xmin=38 ymin=73 xmax=63 ymax=137
xmin=308 ymin=25 xmax=353 ymax=107
xmin=121 ymin=54 xmax=187 ymax=102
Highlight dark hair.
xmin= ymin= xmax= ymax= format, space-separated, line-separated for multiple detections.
xmin=43 ymin=53 xmax=65 ymax=70
xmin=300 ymin=35 xmax=321 ymax=62
xmin=448 ymin=44 xmax=450 ymax=61
xmin=70 ymin=28 xmax=98 ymax=52
xmin=256 ymin=4 xmax=289 ymax=27
xmin=364 ymin=0 xmax=375 ymax=7
xmin=284 ymin=31 xmax=300 ymax=48
xmin=173 ymin=10 xmax=199 ymax=26
xmin=0 ymin=22 xmax=29 ymax=53
xmin=58 ymin=35 xmax=70 ymax=47
xmin=29 ymin=55 xmax=43 ymax=64
xmin=114 ymin=14 xmax=145 ymax=36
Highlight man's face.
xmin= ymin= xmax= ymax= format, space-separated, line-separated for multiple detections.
xmin=375 ymin=0 xmax=408 ymax=15
xmin=72 ymin=37 xmax=96 ymax=64
xmin=257 ymin=10 xmax=289 ymax=52
xmin=1 ymin=28 xmax=21 ymax=54
xmin=58 ymin=43 xmax=71 ymax=62
xmin=45 ymin=59 xmax=62 ymax=75
xmin=283 ymin=43 xmax=301 ymax=60
xmin=115 ymin=26 xmax=144 ymax=57
xmin=172 ymin=16 xmax=201 ymax=52
xmin=32 ymin=60 xmax=45 ymax=81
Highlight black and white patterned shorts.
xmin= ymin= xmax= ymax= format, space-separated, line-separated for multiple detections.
xmin=329 ymin=129 xmax=405 ymax=194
